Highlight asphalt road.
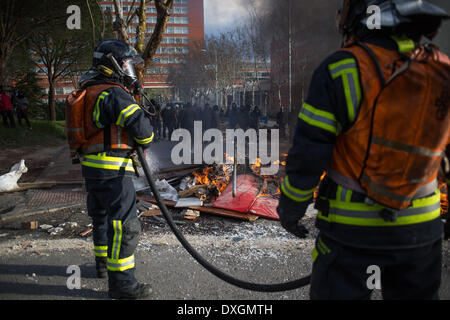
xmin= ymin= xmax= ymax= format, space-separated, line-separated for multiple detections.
xmin=0 ymin=207 xmax=449 ymax=302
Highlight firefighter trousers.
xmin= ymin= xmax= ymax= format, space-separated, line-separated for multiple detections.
xmin=85 ymin=176 xmax=141 ymax=288
xmin=309 ymin=233 xmax=442 ymax=300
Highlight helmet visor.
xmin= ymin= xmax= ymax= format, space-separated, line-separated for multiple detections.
xmin=122 ymin=56 xmax=144 ymax=81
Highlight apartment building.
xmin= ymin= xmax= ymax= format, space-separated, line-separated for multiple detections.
xmin=43 ymin=0 xmax=204 ymax=101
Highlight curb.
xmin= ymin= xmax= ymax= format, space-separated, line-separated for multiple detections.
xmin=0 ymin=201 xmax=85 ymax=224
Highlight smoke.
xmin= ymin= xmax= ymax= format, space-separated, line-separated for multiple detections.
xmin=431 ymin=0 xmax=450 ymax=54
xmin=204 ymin=0 xmax=255 ymax=36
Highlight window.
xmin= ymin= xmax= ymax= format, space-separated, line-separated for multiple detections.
xmin=173 ymin=27 xmax=188 ymax=34
xmin=162 ymin=37 xmax=188 ymax=44
xmin=168 ymin=17 xmax=188 ymax=24
xmin=146 ymin=6 xmax=157 ymax=13
xmin=147 ymin=16 xmax=157 ymax=24
xmin=173 ymin=6 xmax=188 ymax=14
xmin=64 ymin=87 xmax=75 ymax=94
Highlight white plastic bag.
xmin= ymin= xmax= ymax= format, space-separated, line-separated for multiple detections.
xmin=154 ymin=179 xmax=179 ymax=202
xmin=0 ymin=160 xmax=28 ymax=192
xmin=133 ymin=177 xmax=179 ymax=202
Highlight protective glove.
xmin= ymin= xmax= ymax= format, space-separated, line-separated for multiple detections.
xmin=277 ymin=193 xmax=310 ymax=239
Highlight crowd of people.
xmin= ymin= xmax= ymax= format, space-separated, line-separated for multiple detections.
xmin=147 ymin=100 xmax=268 ymax=141
xmin=0 ymin=86 xmax=32 ymax=130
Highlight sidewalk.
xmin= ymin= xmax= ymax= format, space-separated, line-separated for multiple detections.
xmin=0 ymin=145 xmax=86 ymax=224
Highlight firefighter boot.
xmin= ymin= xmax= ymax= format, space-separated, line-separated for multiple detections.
xmin=108 ymin=282 xmax=153 ymax=300
xmin=95 ymin=257 xmax=107 ymax=279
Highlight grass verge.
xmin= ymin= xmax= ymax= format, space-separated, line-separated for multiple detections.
xmin=0 ymin=120 xmax=66 ymax=148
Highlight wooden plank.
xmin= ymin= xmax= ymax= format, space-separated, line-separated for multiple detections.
xmin=137 ymin=194 xmax=258 ymax=222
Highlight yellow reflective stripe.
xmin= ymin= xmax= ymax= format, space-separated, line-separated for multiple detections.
xmin=317 ymin=190 xmax=442 ymax=226
xmin=107 ymin=255 xmax=135 ymax=272
xmin=336 ymin=185 xmax=353 ymax=202
xmin=281 ymin=176 xmax=316 ymax=202
xmin=111 ymin=220 xmax=123 ymax=260
xmin=312 ymin=247 xmax=318 ymax=262
xmin=81 ymin=153 xmax=135 ymax=172
xmin=328 ymin=58 xmax=357 ymax=77
xmin=318 ymin=237 xmax=331 ymax=254
xmin=116 ymin=104 xmax=140 ymax=127
xmin=328 ymin=58 xmax=361 ymax=123
xmin=134 ymin=132 xmax=154 ymax=145
xmin=391 ymin=35 xmax=415 ymax=53
xmin=94 ymin=91 xmax=109 ymax=128
xmin=94 ymin=245 xmax=108 ymax=257
xmin=299 ymin=103 xmax=340 ymax=135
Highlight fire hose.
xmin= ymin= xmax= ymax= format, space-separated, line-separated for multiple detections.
xmin=136 ymin=145 xmax=311 ymax=292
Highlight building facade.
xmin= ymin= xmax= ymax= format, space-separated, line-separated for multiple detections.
xmin=41 ymin=0 xmax=205 ymax=101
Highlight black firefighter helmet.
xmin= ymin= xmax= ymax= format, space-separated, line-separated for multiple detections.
xmin=80 ymin=39 xmax=144 ymax=90
xmin=338 ymin=0 xmax=449 ymax=41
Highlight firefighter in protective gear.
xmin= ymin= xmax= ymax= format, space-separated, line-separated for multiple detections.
xmin=69 ymin=39 xmax=154 ymax=299
xmin=277 ymin=0 xmax=450 ymax=299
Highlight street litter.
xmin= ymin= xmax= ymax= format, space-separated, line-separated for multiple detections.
xmin=175 ymin=197 xmax=203 ymax=208
xmin=0 ymin=160 xmax=28 ymax=192
xmin=48 ymin=227 xmax=63 ymax=235
xmin=182 ymin=209 xmax=200 ymax=220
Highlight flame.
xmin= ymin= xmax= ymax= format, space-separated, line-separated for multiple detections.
xmin=439 ymin=180 xmax=448 ymax=216
xmin=192 ymin=165 xmax=231 ymax=193
xmin=224 ymin=153 xmax=234 ymax=163
xmin=314 ymin=171 xmax=327 ymax=199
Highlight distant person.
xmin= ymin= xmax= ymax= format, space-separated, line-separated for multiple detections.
xmin=150 ymin=99 xmax=161 ymax=141
xmin=227 ymin=103 xmax=238 ymax=129
xmin=250 ymin=106 xmax=261 ymax=131
xmin=15 ymin=91 xmax=32 ymax=130
xmin=277 ymin=108 xmax=286 ymax=139
xmin=182 ymin=103 xmax=195 ymax=136
xmin=162 ymin=103 xmax=176 ymax=139
xmin=0 ymin=87 xmax=16 ymax=128
xmin=161 ymin=103 xmax=171 ymax=139
xmin=212 ymin=105 xmax=220 ymax=129
xmin=202 ymin=103 xmax=213 ymax=131
xmin=238 ymin=104 xmax=251 ymax=130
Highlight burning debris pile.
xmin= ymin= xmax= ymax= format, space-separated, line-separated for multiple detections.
xmin=136 ymin=153 xmax=288 ymax=222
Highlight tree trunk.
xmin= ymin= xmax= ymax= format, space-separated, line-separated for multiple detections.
xmin=0 ymin=57 xmax=7 ymax=88
xmin=141 ymin=0 xmax=174 ymax=67
xmin=48 ymin=81 xmax=56 ymax=121
xmin=136 ymin=0 xmax=147 ymax=53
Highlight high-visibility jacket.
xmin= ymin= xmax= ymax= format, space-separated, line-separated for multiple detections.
xmin=69 ymin=82 xmax=135 ymax=156
xmin=329 ymin=41 xmax=450 ymax=211
xmin=66 ymin=80 xmax=153 ymax=179
xmin=281 ymin=36 xmax=449 ymax=248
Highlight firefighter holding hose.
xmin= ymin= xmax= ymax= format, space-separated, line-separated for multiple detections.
xmin=277 ymin=0 xmax=450 ymax=299
xmin=66 ymin=39 xmax=154 ymax=299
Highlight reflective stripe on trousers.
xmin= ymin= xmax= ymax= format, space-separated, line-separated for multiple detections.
xmin=107 ymin=220 xmax=135 ymax=272
xmin=94 ymin=245 xmax=108 ymax=258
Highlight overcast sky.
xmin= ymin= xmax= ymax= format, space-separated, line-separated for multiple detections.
xmin=203 ymin=0 xmax=251 ymax=36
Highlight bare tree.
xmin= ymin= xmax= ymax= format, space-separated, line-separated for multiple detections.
xmin=167 ymin=42 xmax=211 ymax=103
xmin=110 ymin=0 xmax=174 ymax=91
xmin=0 ymin=0 xmax=61 ymax=87
xmin=29 ymin=30 xmax=90 ymax=121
